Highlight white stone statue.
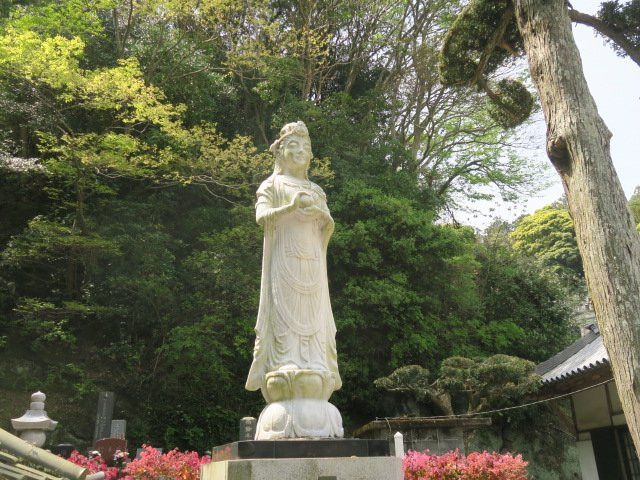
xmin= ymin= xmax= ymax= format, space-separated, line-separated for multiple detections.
xmin=246 ymin=121 xmax=343 ymax=439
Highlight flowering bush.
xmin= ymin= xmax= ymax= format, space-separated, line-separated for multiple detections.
xmin=67 ymin=450 xmax=119 ymax=480
xmin=121 ymin=445 xmax=210 ymax=480
xmin=403 ymin=449 xmax=528 ymax=480
xmin=113 ymin=450 xmax=130 ymax=469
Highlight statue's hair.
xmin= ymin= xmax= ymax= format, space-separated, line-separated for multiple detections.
xmin=269 ymin=121 xmax=311 ymax=178
xmin=269 ymin=121 xmax=309 ymax=154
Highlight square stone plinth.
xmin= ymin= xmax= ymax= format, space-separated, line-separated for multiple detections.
xmin=210 ymin=439 xmax=389 ymax=461
xmin=201 ymin=456 xmax=403 ymax=480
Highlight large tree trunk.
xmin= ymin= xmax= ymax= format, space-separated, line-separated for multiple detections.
xmin=514 ymin=0 xmax=640 ymax=455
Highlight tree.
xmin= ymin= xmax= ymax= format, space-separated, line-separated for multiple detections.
xmin=211 ymin=0 xmax=547 ymax=205
xmin=569 ymin=1 xmax=640 ymax=68
xmin=629 ymin=186 xmax=640 ymax=224
xmin=373 ymin=0 xmax=545 ymax=206
xmin=440 ymin=0 xmax=640 ymax=455
xmin=0 ymin=0 xmax=603 ymax=450
xmin=326 ymin=180 xmax=482 ymax=425
xmin=510 ymin=205 xmax=583 ymax=280
xmin=474 ymin=237 xmax=577 ymax=362
xmin=374 ymin=355 xmax=540 ymax=417
xmin=376 ymin=356 xmax=576 ymax=478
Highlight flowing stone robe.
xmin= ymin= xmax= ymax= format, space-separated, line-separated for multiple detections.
xmin=245 ymin=173 xmax=341 ymax=392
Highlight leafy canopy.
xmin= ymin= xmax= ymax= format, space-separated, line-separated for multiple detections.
xmin=510 ymin=205 xmax=583 ymax=280
xmin=439 ymin=0 xmax=534 ymax=128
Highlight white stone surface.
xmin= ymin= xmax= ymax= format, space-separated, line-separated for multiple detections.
xmin=576 ymin=439 xmax=600 ymax=480
xmin=246 ymin=122 xmax=343 ymax=439
xmin=255 ymin=370 xmax=342 ymax=439
xmin=393 ymin=432 xmax=404 ymax=458
xmin=11 ymin=391 xmax=57 ymax=447
xmin=202 ymin=457 xmax=403 ymax=480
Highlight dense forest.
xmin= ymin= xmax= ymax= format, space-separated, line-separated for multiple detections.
xmin=1 ymin=0 xmax=634 ymax=453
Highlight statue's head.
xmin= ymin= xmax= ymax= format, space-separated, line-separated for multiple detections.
xmin=269 ymin=121 xmax=312 ymax=177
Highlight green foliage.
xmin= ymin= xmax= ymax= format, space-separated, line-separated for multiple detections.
xmin=439 ymin=0 xmax=534 ymax=129
xmin=373 ymin=365 xmax=431 ymax=399
xmin=273 ymin=93 xmax=411 ymax=194
xmin=1 ymin=215 xmax=119 ymax=266
xmin=328 ymin=180 xmax=480 ymax=423
xmin=436 ymin=354 xmax=540 ymax=414
xmin=374 ymin=364 xmax=437 ymax=417
xmin=435 ymin=354 xmax=577 ymax=478
xmin=12 ymin=298 xmax=77 ymax=350
xmin=486 ymin=79 xmax=535 ymax=129
xmin=629 ymin=186 xmax=640 ymax=224
xmin=0 ymin=28 xmax=186 ymax=139
xmin=153 ymin=317 xmax=254 ymax=446
xmin=598 ymin=0 xmax=640 ymax=54
xmin=475 ymin=234 xmax=577 ymax=361
xmin=375 ymin=354 xmax=543 ymax=420
xmin=510 ymin=205 xmax=583 ymax=279
xmin=330 ymin=180 xmax=480 ymax=363
xmin=6 ymin=0 xmax=114 ymax=39
xmin=439 ymin=0 xmax=522 ymax=86
xmin=0 ymin=0 xmax=579 ymax=453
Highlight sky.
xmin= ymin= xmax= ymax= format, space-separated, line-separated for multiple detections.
xmin=459 ymin=0 xmax=640 ymax=229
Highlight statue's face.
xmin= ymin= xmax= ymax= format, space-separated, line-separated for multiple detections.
xmin=281 ymin=134 xmax=312 ymax=170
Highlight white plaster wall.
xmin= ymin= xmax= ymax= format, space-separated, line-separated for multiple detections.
xmin=574 ymin=386 xmax=610 ymax=430
xmin=577 ymin=439 xmax=599 ymax=480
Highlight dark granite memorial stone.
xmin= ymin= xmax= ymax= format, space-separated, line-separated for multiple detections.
xmin=210 ymin=439 xmax=389 ymax=462
xmin=52 ymin=444 xmax=74 ymax=458
xmin=238 ymin=417 xmax=256 ymax=441
xmin=93 ymin=392 xmax=115 ymax=445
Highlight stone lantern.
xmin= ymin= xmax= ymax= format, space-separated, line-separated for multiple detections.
xmin=11 ymin=391 xmax=58 ymax=447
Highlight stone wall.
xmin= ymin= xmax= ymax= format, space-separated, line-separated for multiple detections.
xmin=353 ymin=417 xmax=492 ymax=455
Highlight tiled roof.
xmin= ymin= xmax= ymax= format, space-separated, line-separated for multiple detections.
xmin=0 ymin=428 xmax=93 ymax=480
xmin=535 ymin=329 xmax=609 ymax=384
xmin=0 ymin=449 xmax=64 ymax=480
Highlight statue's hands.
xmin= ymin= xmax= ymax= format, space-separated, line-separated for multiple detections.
xmin=292 ymin=191 xmax=314 ymax=209
xmin=301 ymin=205 xmax=322 ymax=216
xmin=302 ymin=205 xmax=333 ymax=228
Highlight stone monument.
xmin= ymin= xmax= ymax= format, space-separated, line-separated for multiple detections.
xmin=93 ymin=391 xmax=115 ymax=445
xmin=203 ymin=122 xmax=402 ymax=480
xmin=11 ymin=391 xmax=58 ymax=447
xmin=245 ymin=121 xmax=343 ymax=440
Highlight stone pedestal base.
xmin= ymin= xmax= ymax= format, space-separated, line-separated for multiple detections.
xmin=256 ymin=400 xmax=343 ymax=439
xmin=210 ymin=439 xmax=389 ymax=461
xmin=201 ymin=457 xmax=402 ymax=480
xmin=256 ymin=369 xmax=343 ymax=439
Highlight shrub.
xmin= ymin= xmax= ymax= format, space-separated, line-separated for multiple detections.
xmin=403 ymin=449 xmax=528 ymax=480
xmin=121 ymin=445 xmax=210 ymax=480
xmin=67 ymin=450 xmax=119 ymax=480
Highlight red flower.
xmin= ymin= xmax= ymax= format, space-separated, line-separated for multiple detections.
xmin=403 ymin=449 xmax=528 ymax=480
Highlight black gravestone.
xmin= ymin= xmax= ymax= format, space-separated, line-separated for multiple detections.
xmin=52 ymin=444 xmax=74 ymax=458
xmin=93 ymin=392 xmax=115 ymax=445
xmin=239 ymin=417 xmax=257 ymax=441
